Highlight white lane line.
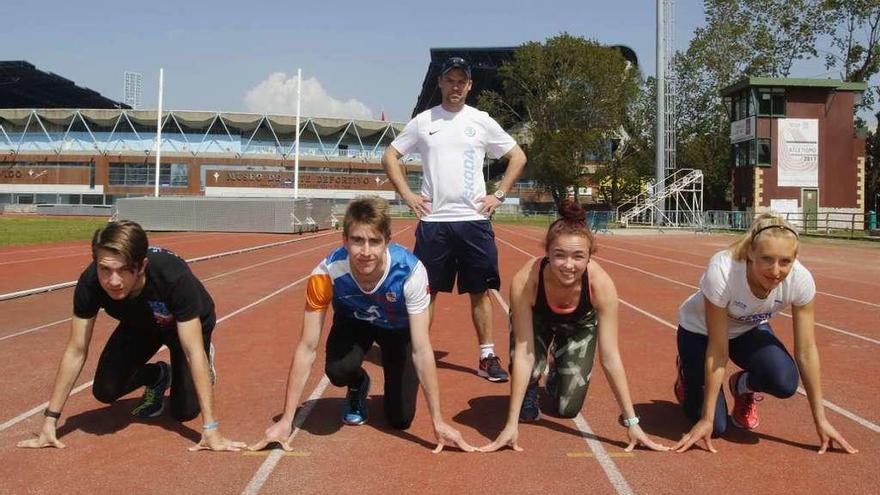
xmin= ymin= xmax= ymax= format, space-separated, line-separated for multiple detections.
xmin=0 ymin=230 xmax=337 ymax=301
xmin=0 ymin=274 xmax=309 ymax=433
xmin=496 ymin=232 xmax=880 ymax=435
xmin=2 ymin=227 xmax=410 ymax=434
xmin=0 ymin=381 xmax=93 ymax=432
xmin=488 ymin=286 xmax=633 ymax=495
xmin=240 ymin=377 xmax=330 ymax=495
xmin=0 ymin=318 xmax=72 ymax=343
xmin=496 ymin=228 xmax=880 ymax=346
xmin=601 ymin=243 xmax=880 ymax=309
xmin=0 ymin=237 xmax=340 ymax=342
xmin=796 ymin=387 xmax=880 ymax=433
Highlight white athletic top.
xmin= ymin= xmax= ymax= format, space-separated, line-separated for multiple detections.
xmin=678 ymin=250 xmax=816 ymax=338
xmin=391 ymin=104 xmax=516 ymax=222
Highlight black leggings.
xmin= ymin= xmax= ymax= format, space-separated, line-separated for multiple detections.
xmin=677 ymin=323 xmax=799 ymax=436
xmin=324 ymin=317 xmax=418 ymax=429
xmin=92 ymin=323 xmax=212 ymax=422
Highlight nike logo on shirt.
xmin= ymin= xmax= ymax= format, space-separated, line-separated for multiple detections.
xmin=429 ymin=130 xmax=440 ymax=135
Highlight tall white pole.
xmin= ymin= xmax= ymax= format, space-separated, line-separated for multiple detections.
xmin=153 ymin=68 xmax=164 ymax=197
xmin=656 ymin=0 xmax=665 ymax=200
xmin=294 ymin=68 xmax=302 ymax=200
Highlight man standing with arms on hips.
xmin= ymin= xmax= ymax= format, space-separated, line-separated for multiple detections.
xmin=382 ymin=56 xmax=527 ymax=382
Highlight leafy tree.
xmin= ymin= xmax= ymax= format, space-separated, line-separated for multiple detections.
xmin=593 ymin=77 xmax=656 ymax=206
xmin=477 ymin=33 xmax=640 ymax=207
xmin=823 ymin=0 xmax=880 ymax=121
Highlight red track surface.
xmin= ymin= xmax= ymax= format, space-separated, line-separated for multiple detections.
xmin=0 ymin=222 xmax=877 ymax=494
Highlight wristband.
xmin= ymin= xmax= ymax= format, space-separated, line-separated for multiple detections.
xmin=44 ymin=408 xmax=61 ymax=419
xmin=202 ymin=421 xmax=220 ymax=430
xmin=619 ymin=415 xmax=640 ymax=427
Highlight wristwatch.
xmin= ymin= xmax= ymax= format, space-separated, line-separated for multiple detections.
xmin=493 ymin=189 xmax=506 ymax=202
xmin=619 ymin=415 xmax=640 ymax=427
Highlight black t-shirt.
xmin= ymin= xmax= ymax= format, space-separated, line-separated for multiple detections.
xmin=73 ymin=247 xmax=216 ymax=333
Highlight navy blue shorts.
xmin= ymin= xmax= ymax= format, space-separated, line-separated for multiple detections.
xmin=414 ymin=220 xmax=500 ymax=294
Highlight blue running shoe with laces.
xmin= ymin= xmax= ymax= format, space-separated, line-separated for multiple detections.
xmin=342 ymin=373 xmax=371 ymax=426
xmin=518 ymin=381 xmax=541 ymax=422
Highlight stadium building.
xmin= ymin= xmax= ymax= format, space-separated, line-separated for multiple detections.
xmin=1 ymin=48 xmax=637 ymax=211
xmin=0 ymin=61 xmax=418 ymax=208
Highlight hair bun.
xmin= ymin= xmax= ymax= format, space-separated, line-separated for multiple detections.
xmin=558 ymin=199 xmax=586 ymax=223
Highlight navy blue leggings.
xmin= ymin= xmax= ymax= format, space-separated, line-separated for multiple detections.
xmin=676 ymin=323 xmax=799 ymax=436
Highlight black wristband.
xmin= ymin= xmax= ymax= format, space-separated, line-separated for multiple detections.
xmin=43 ymin=408 xmax=61 ymax=419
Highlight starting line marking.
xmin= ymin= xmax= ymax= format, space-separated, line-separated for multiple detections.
xmin=242 ymin=450 xmax=311 ymax=457
xmin=568 ymin=452 xmax=636 ymax=458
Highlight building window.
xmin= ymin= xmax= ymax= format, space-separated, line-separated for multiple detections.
xmin=732 ymin=140 xmax=756 ymax=168
xmin=756 ymin=88 xmax=785 ymax=117
xmin=82 ymin=194 xmax=104 ymax=205
xmin=757 ymin=138 xmax=771 ymax=166
xmin=109 ymin=163 xmax=188 ymax=187
xmin=36 ymin=194 xmax=58 ymax=204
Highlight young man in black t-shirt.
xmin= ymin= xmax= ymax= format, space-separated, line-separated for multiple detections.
xmin=18 ymin=221 xmax=244 ymax=452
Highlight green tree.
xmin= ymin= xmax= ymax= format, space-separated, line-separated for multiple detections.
xmin=593 ymin=77 xmax=656 ymax=206
xmin=823 ymin=0 xmax=880 ymax=121
xmin=477 ymin=33 xmax=640 ymax=207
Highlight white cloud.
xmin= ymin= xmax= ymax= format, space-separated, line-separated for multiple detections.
xmin=244 ymin=72 xmax=374 ymax=120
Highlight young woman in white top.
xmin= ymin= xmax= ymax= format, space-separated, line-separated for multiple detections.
xmin=673 ymin=213 xmax=857 ymax=454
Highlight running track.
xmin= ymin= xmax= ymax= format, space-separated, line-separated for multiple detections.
xmin=0 ymin=224 xmax=876 ymax=494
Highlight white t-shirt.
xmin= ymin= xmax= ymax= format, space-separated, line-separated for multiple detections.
xmin=678 ymin=250 xmax=816 ymax=338
xmin=391 ymin=105 xmax=516 ymax=222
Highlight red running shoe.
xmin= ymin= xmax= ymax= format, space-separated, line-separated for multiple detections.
xmin=728 ymin=371 xmax=763 ymax=430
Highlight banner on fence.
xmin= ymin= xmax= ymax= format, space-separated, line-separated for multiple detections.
xmin=778 ymin=119 xmax=818 ymax=187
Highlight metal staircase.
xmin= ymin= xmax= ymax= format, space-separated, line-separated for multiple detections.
xmin=616 ymin=168 xmax=703 ymax=228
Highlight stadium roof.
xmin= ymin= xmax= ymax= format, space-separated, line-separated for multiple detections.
xmin=0 ymin=108 xmax=402 ymax=137
xmin=0 ymin=61 xmax=128 ymax=109
xmin=411 ymin=45 xmax=639 ymax=117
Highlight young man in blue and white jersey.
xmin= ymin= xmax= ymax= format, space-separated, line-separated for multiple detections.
xmin=382 ymin=56 xmax=528 ymax=382
xmin=250 ymin=197 xmax=474 ymax=453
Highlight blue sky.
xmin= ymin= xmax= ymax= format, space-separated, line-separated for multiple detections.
xmin=4 ymin=1 xmax=869 ymax=122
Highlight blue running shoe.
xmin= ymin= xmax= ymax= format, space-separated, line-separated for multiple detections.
xmin=131 ymin=361 xmax=171 ymax=418
xmin=342 ymin=373 xmax=370 ymax=425
xmin=518 ymin=382 xmax=541 ymax=422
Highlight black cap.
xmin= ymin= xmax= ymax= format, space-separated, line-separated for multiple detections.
xmin=440 ymin=56 xmax=471 ymax=79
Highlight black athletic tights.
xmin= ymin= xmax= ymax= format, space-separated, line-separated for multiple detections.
xmin=324 ymin=317 xmax=419 ymax=429
xmin=92 ymin=323 xmax=212 ymax=421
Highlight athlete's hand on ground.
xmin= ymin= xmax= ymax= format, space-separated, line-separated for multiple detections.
xmin=403 ymin=191 xmax=431 ymax=218
xmin=479 ymin=423 xmax=523 ymax=452
xmin=17 ymin=419 xmax=65 ymax=449
xmin=625 ymin=425 xmax=670 ymax=452
xmin=476 ymin=195 xmax=502 ymax=216
xmin=189 ymin=429 xmax=247 ymax=452
xmin=432 ymin=420 xmax=476 ymax=453
xmin=248 ymin=419 xmax=294 ymax=452
xmin=816 ymin=419 xmax=857 ymax=454
xmin=673 ymin=419 xmax=717 ymax=453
